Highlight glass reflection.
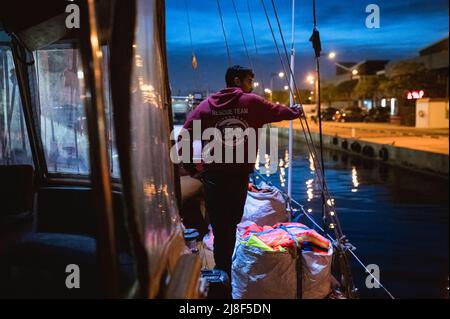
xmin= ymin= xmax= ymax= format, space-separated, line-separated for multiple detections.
xmin=254 ymin=151 xmax=260 ymax=170
xmin=306 ymin=178 xmax=314 ymax=202
xmin=309 ymin=153 xmax=315 ymax=172
xmin=352 ymin=166 xmax=359 ymax=192
xmin=279 ymin=159 xmax=286 ymax=187
xmin=264 ymin=153 xmax=270 ymax=177
xmin=129 ymin=0 xmax=181 ymax=272
xmin=284 ymin=149 xmax=289 ymax=168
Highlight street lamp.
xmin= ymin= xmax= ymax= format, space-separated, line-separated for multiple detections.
xmin=327 ymin=51 xmax=359 ymax=79
xmin=306 ymin=73 xmax=319 ymax=108
xmin=264 ymin=88 xmax=273 ymax=101
xmin=269 ymin=71 xmax=285 ymax=101
xmin=306 ymin=74 xmax=315 ymax=85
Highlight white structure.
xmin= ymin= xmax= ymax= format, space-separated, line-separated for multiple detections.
xmin=415 ymin=98 xmax=449 ymax=128
xmin=301 ymin=103 xmax=317 ymax=116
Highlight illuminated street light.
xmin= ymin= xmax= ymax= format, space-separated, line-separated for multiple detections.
xmin=284 ymin=85 xmax=289 ymax=91
xmin=306 ymin=74 xmax=315 ymax=84
xmin=269 ymin=71 xmax=285 ymax=100
xmin=265 ymin=88 xmax=273 ymax=102
xmin=324 ymin=51 xmax=358 ymax=80
xmin=306 ymin=73 xmax=318 ymax=104
xmin=253 ymin=81 xmax=260 ymax=88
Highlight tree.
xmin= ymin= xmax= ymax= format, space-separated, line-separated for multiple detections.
xmin=269 ymin=89 xmax=312 ymax=105
xmin=352 ymin=76 xmax=379 ymax=104
xmin=271 ymin=90 xmax=289 ymax=105
xmin=315 ymin=80 xmax=357 ymax=106
xmin=321 ymin=85 xmax=338 ymax=107
xmin=381 ymin=60 xmax=444 ymax=99
xmin=336 ymin=79 xmax=358 ymax=101
xmin=379 ymin=60 xmax=447 ymax=125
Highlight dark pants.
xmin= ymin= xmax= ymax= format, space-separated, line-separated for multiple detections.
xmin=202 ymin=171 xmax=249 ymax=278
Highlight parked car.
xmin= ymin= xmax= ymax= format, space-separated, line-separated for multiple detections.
xmin=321 ymin=107 xmax=339 ymax=121
xmin=335 ymin=106 xmax=367 ymax=122
xmin=364 ymin=106 xmax=390 ymax=123
xmin=310 ymin=106 xmax=339 ymax=122
xmin=171 ymin=96 xmax=193 ymax=124
xmin=192 ymin=93 xmax=204 ymax=109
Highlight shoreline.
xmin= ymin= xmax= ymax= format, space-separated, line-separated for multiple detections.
xmin=276 ymin=126 xmax=449 ymax=177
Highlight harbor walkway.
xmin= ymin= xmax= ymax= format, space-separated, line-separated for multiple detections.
xmin=273 ymin=121 xmax=449 ymax=155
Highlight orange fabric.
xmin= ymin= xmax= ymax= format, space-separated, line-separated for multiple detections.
xmin=247 ymin=183 xmax=273 ymax=193
xmin=242 ymin=222 xmax=330 ymax=252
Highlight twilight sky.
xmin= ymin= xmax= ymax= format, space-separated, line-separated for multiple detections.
xmin=165 ymin=0 xmax=449 ymax=94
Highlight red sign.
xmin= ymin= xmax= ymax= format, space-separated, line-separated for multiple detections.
xmin=407 ymin=90 xmax=424 ymax=100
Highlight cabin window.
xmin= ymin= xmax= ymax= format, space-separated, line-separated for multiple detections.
xmin=35 ymin=48 xmax=90 ymax=175
xmin=0 ymin=46 xmax=33 ymax=165
xmin=34 ymin=46 xmax=119 ymax=178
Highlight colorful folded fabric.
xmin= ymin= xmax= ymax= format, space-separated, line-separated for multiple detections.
xmin=247 ymin=183 xmax=273 ymax=193
xmin=242 ymin=234 xmax=275 ymax=252
xmin=242 ymin=222 xmax=331 ymax=253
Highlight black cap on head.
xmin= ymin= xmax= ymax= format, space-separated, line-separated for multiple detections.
xmin=225 ymin=65 xmax=254 ymax=87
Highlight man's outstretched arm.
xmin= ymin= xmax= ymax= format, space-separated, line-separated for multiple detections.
xmin=256 ymin=96 xmax=301 ymax=124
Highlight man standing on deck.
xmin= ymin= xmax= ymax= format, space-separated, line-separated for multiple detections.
xmin=179 ymin=65 xmax=301 ymax=287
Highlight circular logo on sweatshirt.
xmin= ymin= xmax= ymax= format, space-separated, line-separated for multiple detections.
xmin=215 ymin=117 xmax=250 ymax=147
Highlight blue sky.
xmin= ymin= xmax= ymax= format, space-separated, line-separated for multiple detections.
xmin=166 ymin=0 xmax=449 ymax=94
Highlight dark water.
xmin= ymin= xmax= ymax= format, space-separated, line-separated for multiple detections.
xmin=260 ymin=138 xmax=449 ymax=299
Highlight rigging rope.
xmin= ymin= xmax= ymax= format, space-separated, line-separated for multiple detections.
xmin=309 ymin=0 xmax=327 ymax=228
xmin=184 ymin=0 xmax=195 ymax=59
xmin=260 ymin=0 xmax=330 ymax=217
xmin=231 ymin=0 xmax=253 ymax=69
xmin=246 ymin=0 xmax=259 ymax=57
xmin=261 ymin=0 xmax=355 ymax=298
xmin=184 ymin=0 xmax=198 ymax=89
xmin=260 ymin=0 xmax=343 ymax=236
xmin=216 ymin=0 xmax=232 ymax=67
xmin=209 ymin=0 xmax=394 ymax=299
xmin=246 ymin=0 xmax=266 ymax=91
xmin=258 ymin=0 xmax=395 ymax=298
xmin=265 ymin=1 xmax=327 ymax=196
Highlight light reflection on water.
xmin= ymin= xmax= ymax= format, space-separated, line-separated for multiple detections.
xmin=259 ymin=139 xmax=449 ymax=299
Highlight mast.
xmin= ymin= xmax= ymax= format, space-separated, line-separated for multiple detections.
xmin=287 ymin=0 xmax=295 ymax=198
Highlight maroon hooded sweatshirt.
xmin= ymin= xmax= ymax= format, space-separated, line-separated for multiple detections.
xmin=180 ymin=87 xmax=299 ymax=174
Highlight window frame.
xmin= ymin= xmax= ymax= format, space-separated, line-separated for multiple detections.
xmin=27 ymin=39 xmax=120 ymax=187
xmin=0 ymin=41 xmax=34 ymax=166
xmin=34 ymin=41 xmax=91 ymax=180
xmin=8 ymin=39 xmax=49 ymax=179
